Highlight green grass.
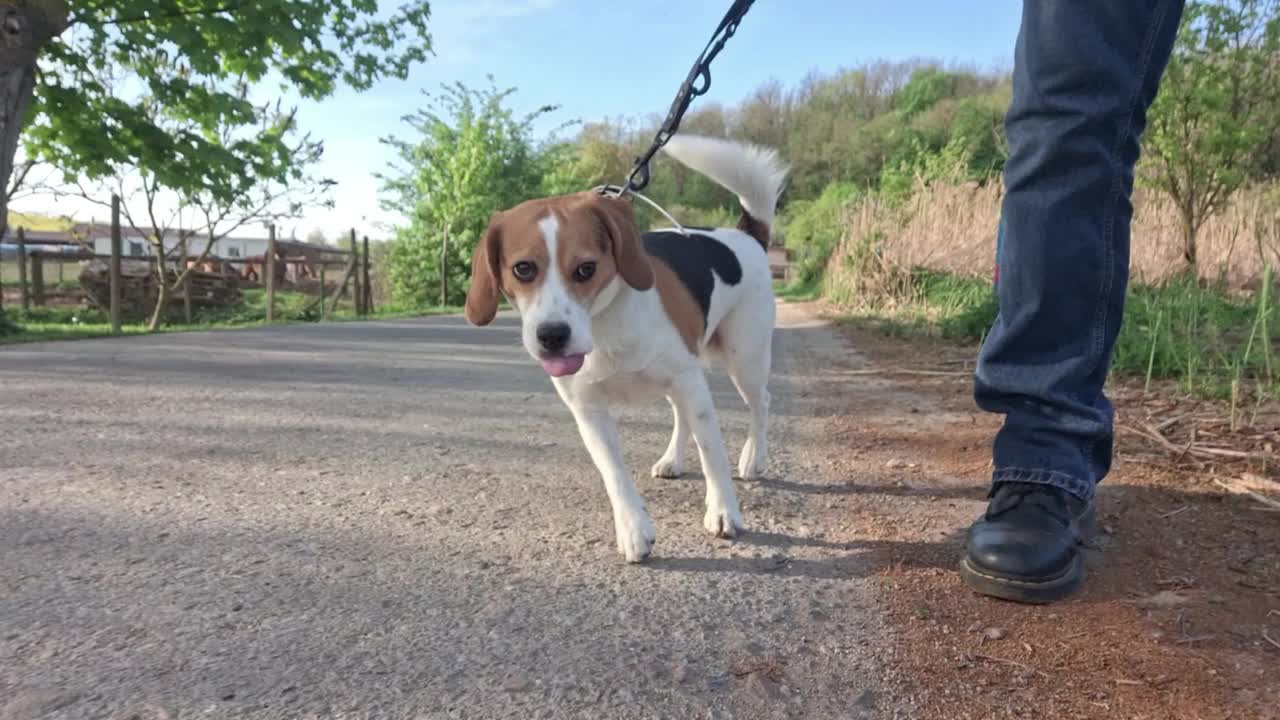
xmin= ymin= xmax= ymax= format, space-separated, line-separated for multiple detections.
xmin=813 ymin=267 xmax=1278 ymax=401
xmin=820 ymin=269 xmax=1000 ymax=342
xmin=773 ymin=276 xmax=823 ymax=302
xmin=0 ymin=290 xmax=461 ymax=346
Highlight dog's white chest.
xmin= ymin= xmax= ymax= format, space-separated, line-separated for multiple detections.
xmin=595 ymin=370 xmax=673 ymax=405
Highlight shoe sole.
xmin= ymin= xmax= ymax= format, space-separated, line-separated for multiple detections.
xmin=957 ymin=552 xmax=1085 ymax=604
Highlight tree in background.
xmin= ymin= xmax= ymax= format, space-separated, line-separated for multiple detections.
xmin=1143 ymin=0 xmax=1280 ymax=269
xmin=56 ymin=78 xmax=333 ymax=330
xmin=0 ymin=1 xmax=430 ymax=240
xmin=0 ymin=1 xmax=431 ymax=328
xmin=377 ymin=80 xmax=563 ymax=307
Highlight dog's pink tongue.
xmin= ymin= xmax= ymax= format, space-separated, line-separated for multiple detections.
xmin=541 ymin=353 xmax=585 ymax=377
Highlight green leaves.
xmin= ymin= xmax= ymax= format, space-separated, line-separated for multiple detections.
xmin=1142 ymin=0 xmax=1280 ymax=267
xmin=377 ymin=80 xmax=563 ymax=306
xmin=20 ymin=1 xmax=432 ymax=206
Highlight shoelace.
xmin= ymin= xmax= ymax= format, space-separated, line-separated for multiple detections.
xmin=988 ymin=484 xmax=1093 ymax=547
xmin=988 ymin=484 xmax=1073 ymax=527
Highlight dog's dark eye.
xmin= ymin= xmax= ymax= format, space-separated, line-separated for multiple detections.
xmin=512 ymin=261 xmax=537 ymax=282
xmin=573 ymin=262 xmax=596 ymax=282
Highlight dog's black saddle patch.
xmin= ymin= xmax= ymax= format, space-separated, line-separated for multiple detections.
xmin=642 ymin=230 xmax=743 ymax=321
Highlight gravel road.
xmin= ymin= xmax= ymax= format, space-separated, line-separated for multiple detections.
xmin=2 ymin=304 xmax=900 ymax=719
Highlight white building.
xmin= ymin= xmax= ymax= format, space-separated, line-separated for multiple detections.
xmin=77 ymin=224 xmax=271 ymax=260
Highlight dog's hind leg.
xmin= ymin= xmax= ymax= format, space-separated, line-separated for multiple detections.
xmin=671 ymin=370 xmax=744 ymax=539
xmin=718 ymin=302 xmax=775 ymax=480
xmin=728 ymin=351 xmax=771 ymax=480
xmin=651 ymin=396 xmax=689 ymax=479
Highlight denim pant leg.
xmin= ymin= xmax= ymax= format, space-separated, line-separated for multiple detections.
xmin=975 ymin=0 xmax=1185 ymax=502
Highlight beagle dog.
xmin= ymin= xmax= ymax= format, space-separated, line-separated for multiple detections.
xmin=464 ymin=135 xmax=788 ymax=562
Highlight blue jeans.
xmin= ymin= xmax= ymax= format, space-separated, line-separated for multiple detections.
xmin=975 ymin=0 xmax=1185 ymax=502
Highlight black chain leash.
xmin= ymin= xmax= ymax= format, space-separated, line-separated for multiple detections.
xmin=598 ymin=0 xmax=756 ymax=198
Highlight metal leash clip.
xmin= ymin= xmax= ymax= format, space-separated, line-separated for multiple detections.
xmin=597 ymin=0 xmax=755 ymax=199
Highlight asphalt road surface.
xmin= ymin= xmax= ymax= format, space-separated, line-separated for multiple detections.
xmin=2 ymin=305 xmax=902 ymax=719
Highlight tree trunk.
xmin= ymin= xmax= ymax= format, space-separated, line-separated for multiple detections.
xmin=148 ymin=251 xmax=168 ymax=331
xmin=0 ymin=1 xmax=68 ymax=241
xmin=148 ymin=275 xmax=169 ymax=331
xmin=0 ymin=2 xmax=67 ymax=328
xmin=1179 ymin=205 xmax=1198 ymax=270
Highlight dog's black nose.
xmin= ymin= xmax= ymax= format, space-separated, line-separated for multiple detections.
xmin=536 ymin=322 xmax=571 ymax=353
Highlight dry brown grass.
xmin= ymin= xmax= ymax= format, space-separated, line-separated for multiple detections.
xmin=827 ymin=180 xmax=1280 ymax=295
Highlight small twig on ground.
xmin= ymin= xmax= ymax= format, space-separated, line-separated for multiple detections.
xmin=1194 ymin=447 xmax=1264 ymax=459
xmin=1212 ymin=478 xmax=1280 ymax=511
xmin=1159 ymin=505 xmax=1191 ymax=519
xmin=968 ymin=653 xmax=1048 ymax=678
xmin=1263 ymin=631 xmax=1280 ymax=651
xmin=730 ymin=657 xmax=786 ymax=683
xmin=1114 ymin=678 xmax=1146 ymax=686
xmin=841 ymin=368 xmax=972 ymax=378
xmin=1154 ymin=412 xmax=1191 ymax=432
xmin=1175 ymin=427 xmax=1197 ymax=464
xmin=1119 ymin=424 xmax=1273 ymax=463
xmin=1175 ymin=635 xmax=1215 ymax=645
xmin=1124 ymin=423 xmax=1184 ymax=453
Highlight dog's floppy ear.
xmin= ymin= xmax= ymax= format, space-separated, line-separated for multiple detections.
xmin=588 ymin=194 xmax=654 ymax=291
xmin=465 ymin=212 xmax=504 ymax=326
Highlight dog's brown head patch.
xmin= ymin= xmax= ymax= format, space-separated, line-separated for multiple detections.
xmin=464 ymin=192 xmax=654 ymax=326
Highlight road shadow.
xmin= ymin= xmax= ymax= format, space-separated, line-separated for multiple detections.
xmin=645 ymin=477 xmax=1280 ymax=611
xmin=750 ymin=475 xmax=982 ymax=501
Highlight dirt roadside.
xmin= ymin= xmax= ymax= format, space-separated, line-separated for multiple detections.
xmin=793 ymin=300 xmax=1280 ymax=720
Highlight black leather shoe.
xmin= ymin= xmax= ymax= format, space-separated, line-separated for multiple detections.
xmin=959 ymin=482 xmax=1096 ymax=604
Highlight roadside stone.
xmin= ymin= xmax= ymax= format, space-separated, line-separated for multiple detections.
xmin=744 ymin=672 xmax=783 ymax=700
xmin=502 ymin=674 xmax=533 ymax=693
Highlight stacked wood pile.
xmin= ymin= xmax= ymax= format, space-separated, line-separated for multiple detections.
xmin=79 ymin=259 xmax=242 ymax=320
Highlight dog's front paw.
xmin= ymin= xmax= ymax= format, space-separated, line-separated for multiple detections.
xmin=614 ymin=510 xmax=657 ymax=562
xmin=651 ymin=456 xmax=683 ymax=479
xmin=704 ymin=502 xmax=745 ymax=539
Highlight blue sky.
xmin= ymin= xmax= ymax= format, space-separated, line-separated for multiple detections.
xmin=17 ymin=0 xmax=1025 ymax=240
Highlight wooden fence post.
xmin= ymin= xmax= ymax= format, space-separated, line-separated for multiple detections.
xmin=319 ymin=262 xmax=327 ymax=321
xmin=349 ymin=229 xmax=362 ymax=315
xmin=329 ymin=255 xmax=357 ymax=315
xmin=30 ymin=252 xmax=44 ymax=307
xmin=265 ymin=224 xmax=276 ymax=323
xmin=16 ymin=227 xmax=29 ymax=310
xmin=362 ymin=235 xmax=372 ymax=314
xmin=110 ymin=195 xmax=123 ymax=333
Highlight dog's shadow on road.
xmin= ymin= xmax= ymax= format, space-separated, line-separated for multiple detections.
xmin=640 ymin=468 xmax=977 ymax=579
xmin=644 ymin=475 xmax=975 ymax=581
xmin=644 ymin=530 xmax=965 ymax=581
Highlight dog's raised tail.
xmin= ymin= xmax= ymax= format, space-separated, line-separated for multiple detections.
xmin=660 ymin=134 xmax=788 ymax=249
